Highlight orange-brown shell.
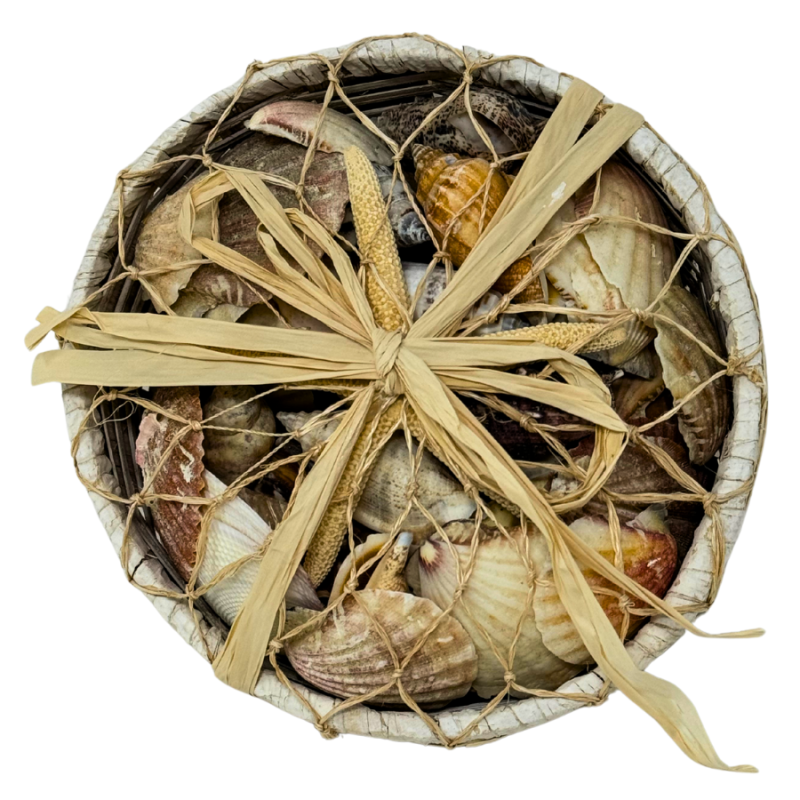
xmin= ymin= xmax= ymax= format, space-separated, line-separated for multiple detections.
xmin=413 ymin=146 xmax=509 ymax=266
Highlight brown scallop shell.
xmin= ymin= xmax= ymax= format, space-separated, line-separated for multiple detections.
xmin=654 ymin=285 xmax=730 ymax=465
xmin=284 ymin=590 xmax=478 ymax=708
xmin=533 ymin=507 xmax=678 ymax=664
xmin=134 ymin=387 xmax=205 ymax=580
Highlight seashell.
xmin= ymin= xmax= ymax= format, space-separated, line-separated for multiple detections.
xmin=238 ymin=486 xmax=287 ymax=530
xmin=413 ymin=146 xmax=544 ymax=303
xmin=654 ymin=285 xmax=730 ymax=464
xmin=134 ymin=136 xmax=348 ymax=313
xmin=278 ymin=412 xmax=476 ymax=539
xmin=246 ymin=101 xmax=429 ymax=246
xmin=466 ymin=395 xmax=591 ymax=460
xmin=330 ymin=533 xmax=390 ymax=603
xmin=532 ymin=506 xmax=678 ymax=664
xmin=612 ymin=363 xmax=665 ymax=422
xmin=135 ymin=387 xmax=205 ymax=577
xmin=201 ymin=472 xmax=321 ymax=625
xmin=246 ymin=101 xmax=393 ymax=166
xmin=539 ymin=161 xmax=675 ymax=365
xmin=418 ymin=522 xmax=580 ymax=698
xmin=376 ymin=87 xmax=544 ymax=158
xmin=171 ymin=264 xmax=268 ymax=322
xmin=202 ymin=386 xmax=276 ymax=484
xmin=134 ymin=387 xmax=319 ymax=623
xmin=373 ymin=164 xmax=431 ymax=247
xmin=365 ymin=531 xmax=413 ymax=594
xmin=284 ymin=590 xmax=478 ymax=707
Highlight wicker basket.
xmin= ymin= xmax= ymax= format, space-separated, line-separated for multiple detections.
xmin=60 ymin=35 xmax=765 ymax=746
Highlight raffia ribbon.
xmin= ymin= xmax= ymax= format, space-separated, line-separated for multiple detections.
xmin=27 ymin=79 xmax=762 ymax=771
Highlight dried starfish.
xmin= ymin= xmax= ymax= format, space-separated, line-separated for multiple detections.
xmin=303 ymin=146 xmax=410 ymax=586
xmin=483 ymin=321 xmax=626 ymax=354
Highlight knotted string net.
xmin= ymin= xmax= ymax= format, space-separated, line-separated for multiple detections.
xmin=42 ymin=34 xmax=765 ymax=753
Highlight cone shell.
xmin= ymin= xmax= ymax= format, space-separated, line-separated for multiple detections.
xmin=533 ymin=508 xmax=678 ymax=664
xmin=418 ymin=524 xmax=580 ymax=699
xmin=284 ymin=590 xmax=478 ymax=707
xmin=540 ymin=161 xmax=675 ymax=365
xmin=654 ymin=285 xmax=730 ymax=464
xmin=202 ymin=386 xmax=276 ymax=483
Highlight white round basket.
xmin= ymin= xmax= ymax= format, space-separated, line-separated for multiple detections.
xmin=62 ymin=35 xmax=765 ymax=745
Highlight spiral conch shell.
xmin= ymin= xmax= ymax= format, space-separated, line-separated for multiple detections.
xmin=284 ymin=590 xmax=478 ymax=708
xmin=532 ymin=507 xmax=678 ymax=664
xmin=278 ymin=411 xmax=476 ymax=539
xmin=539 ymin=161 xmax=675 ymax=367
xmin=202 ymin=386 xmax=276 ymax=483
xmin=412 ymin=146 xmax=545 ymax=304
xmin=418 ymin=522 xmax=580 ymax=698
xmin=653 ymin=285 xmax=730 ymax=464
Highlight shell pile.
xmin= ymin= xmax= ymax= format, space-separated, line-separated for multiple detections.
xmin=130 ymin=83 xmax=730 ymax=711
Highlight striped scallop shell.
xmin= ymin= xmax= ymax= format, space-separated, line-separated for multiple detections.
xmin=540 ymin=161 xmax=675 ymax=366
xmin=284 ymin=590 xmax=478 ymax=708
xmin=418 ymin=524 xmax=580 ymax=699
xmin=532 ymin=507 xmax=678 ymax=664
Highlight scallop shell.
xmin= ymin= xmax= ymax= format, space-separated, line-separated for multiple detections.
xmin=533 ymin=507 xmax=678 ymax=664
xmin=418 ymin=524 xmax=580 ymax=699
xmin=202 ymin=386 xmax=276 ymax=483
xmin=654 ymin=285 xmax=730 ymax=464
xmin=135 ymin=386 xmax=205 ymax=577
xmin=539 ymin=161 xmax=675 ymax=365
xmin=284 ymin=590 xmax=478 ymax=708
xmin=278 ymin=413 xmax=476 ymax=539
xmin=376 ymin=87 xmax=544 ymax=157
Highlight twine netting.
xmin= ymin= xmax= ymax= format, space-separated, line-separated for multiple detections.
xmin=28 ymin=34 xmax=766 ymax=766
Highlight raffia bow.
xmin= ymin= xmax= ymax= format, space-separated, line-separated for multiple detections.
xmin=27 ymin=79 xmax=761 ymax=771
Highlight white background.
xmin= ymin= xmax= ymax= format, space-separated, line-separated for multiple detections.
xmin=3 ymin=2 xmax=797 ymax=797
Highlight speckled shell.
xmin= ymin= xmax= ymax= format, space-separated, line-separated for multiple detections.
xmin=376 ymin=87 xmax=544 ymax=157
xmin=418 ymin=524 xmax=580 ymax=699
xmin=532 ymin=508 xmax=678 ymax=664
xmin=654 ymin=285 xmax=730 ymax=465
xmin=135 ymin=386 xmax=205 ymax=579
xmin=284 ymin=590 xmax=478 ymax=708
xmin=202 ymin=386 xmax=276 ymax=483
xmin=540 ymin=161 xmax=675 ymax=365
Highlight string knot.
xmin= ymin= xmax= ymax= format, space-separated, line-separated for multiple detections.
xmin=268 ymin=639 xmax=284 ymax=654
xmin=105 ymin=390 xmax=119 ymax=402
xmin=126 ymin=268 xmax=141 ymax=282
xmin=392 ymin=669 xmax=404 ymax=680
xmin=702 ymin=493 xmax=721 ymax=516
xmin=631 ymin=308 xmax=654 ymax=326
xmin=372 ymin=328 xmax=403 ymax=397
xmin=326 ymin=70 xmax=341 ymax=86
xmin=201 ymin=153 xmax=214 ymax=169
xmin=315 ymin=720 xmax=339 ymax=740
xmin=433 ymin=250 xmax=450 ymax=261
xmin=726 ymin=354 xmax=764 ymax=385
xmin=504 ymin=671 xmax=516 ymax=684
xmin=188 ymin=419 xmax=203 ymax=433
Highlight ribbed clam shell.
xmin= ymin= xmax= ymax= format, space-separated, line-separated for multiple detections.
xmin=418 ymin=527 xmax=580 ymax=699
xmin=284 ymin=590 xmax=478 ymax=707
xmin=202 ymin=386 xmax=276 ymax=483
xmin=540 ymin=161 xmax=674 ymax=364
xmin=200 ymin=473 xmax=321 ymax=625
xmin=376 ymin=87 xmax=544 ymax=157
xmin=533 ymin=508 xmax=678 ymax=664
xmin=654 ymin=285 xmax=730 ymax=464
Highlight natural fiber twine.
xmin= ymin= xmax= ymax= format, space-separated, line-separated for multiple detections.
xmin=26 ymin=34 xmax=766 ymax=768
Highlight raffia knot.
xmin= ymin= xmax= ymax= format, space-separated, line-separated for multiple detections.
xmin=105 ymin=389 xmax=119 ymax=402
xmin=188 ymin=419 xmax=202 ymax=433
xmin=326 ymin=70 xmax=341 ymax=87
xmin=726 ymin=354 xmax=764 ymax=386
xmin=372 ymin=327 xmax=403 ymax=397
xmin=315 ymin=720 xmax=339 ymax=740
xmin=201 ymin=153 xmax=214 ymax=169
xmin=504 ymin=671 xmax=516 ymax=684
xmin=519 ymin=412 xmax=539 ymax=433
xmin=268 ymin=638 xmax=284 ymax=654
xmin=392 ymin=669 xmax=404 ymax=680
xmin=126 ymin=267 xmax=141 ymax=282
xmin=433 ymin=251 xmax=450 ymax=261
xmin=702 ymin=493 xmax=721 ymax=516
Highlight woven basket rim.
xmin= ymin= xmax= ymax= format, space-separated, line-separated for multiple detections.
xmin=62 ymin=35 xmax=765 ymax=745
